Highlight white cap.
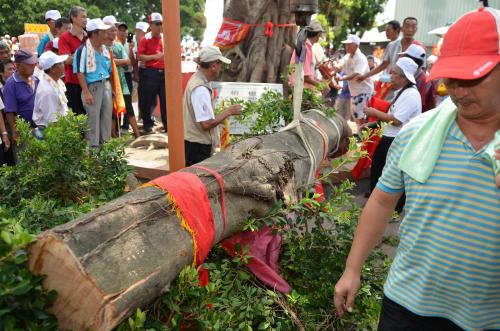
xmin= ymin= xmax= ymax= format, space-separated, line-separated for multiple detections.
xmin=150 ymin=12 xmax=163 ymax=22
xmin=197 ymin=46 xmax=231 ymax=64
xmin=102 ymin=15 xmax=118 ymax=26
xmin=135 ymin=22 xmax=149 ymax=33
xmin=395 ymin=57 xmax=418 ymax=84
xmin=341 ymin=34 xmax=361 ymax=46
xmin=398 ymin=44 xmax=426 ymax=61
xmin=45 ymin=10 xmax=61 ymax=21
xmin=39 ymin=51 xmax=68 ymax=70
xmin=86 ymin=18 xmax=112 ymax=32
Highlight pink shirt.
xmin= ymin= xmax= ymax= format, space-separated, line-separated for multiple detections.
xmin=289 ymin=40 xmax=315 ymax=89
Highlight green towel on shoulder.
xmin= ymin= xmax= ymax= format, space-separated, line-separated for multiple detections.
xmin=399 ymin=97 xmax=500 ymax=182
xmin=483 ymin=131 xmax=500 ymax=176
xmin=398 ymin=98 xmax=457 ymax=183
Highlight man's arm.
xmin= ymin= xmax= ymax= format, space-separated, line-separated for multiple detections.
xmin=304 ymin=75 xmax=323 ymax=87
xmin=364 ymin=107 xmax=401 ymax=126
xmin=138 ymin=53 xmax=163 ymax=62
xmin=5 ymin=113 xmax=18 ymax=143
xmin=77 ymin=73 xmax=93 ymax=105
xmin=199 ymin=105 xmax=242 ymax=130
xmin=356 ymin=60 xmax=389 ymax=81
xmin=137 ymin=38 xmax=163 ymax=62
xmin=334 ymin=188 xmax=402 ymax=316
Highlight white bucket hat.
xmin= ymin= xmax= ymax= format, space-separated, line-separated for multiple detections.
xmin=395 ymin=57 xmax=418 ymax=84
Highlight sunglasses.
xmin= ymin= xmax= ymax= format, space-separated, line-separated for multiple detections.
xmin=153 ymin=22 xmax=162 ymax=26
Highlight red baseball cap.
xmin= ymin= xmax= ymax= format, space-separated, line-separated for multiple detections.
xmin=429 ymin=6 xmax=500 ymax=81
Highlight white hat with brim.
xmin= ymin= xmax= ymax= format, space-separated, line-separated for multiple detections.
xmin=341 ymin=34 xmax=361 ymax=45
xmin=197 ymin=45 xmax=231 ymax=64
xmin=86 ymin=18 xmax=112 ymax=32
xmin=103 ymin=15 xmax=119 ymax=26
xmin=39 ymin=51 xmax=68 ymax=70
xmin=150 ymin=12 xmax=163 ymax=22
xmin=395 ymin=57 xmax=418 ymax=84
xmin=135 ymin=22 xmax=149 ymax=33
xmin=45 ymin=10 xmax=61 ymax=21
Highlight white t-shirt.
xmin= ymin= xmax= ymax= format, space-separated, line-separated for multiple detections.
xmin=191 ymin=86 xmax=214 ymax=122
xmin=0 ymin=97 xmax=4 ymax=111
xmin=384 ymin=86 xmax=422 ymax=137
xmin=33 ymin=74 xmax=68 ymax=127
xmin=337 ymin=49 xmax=373 ymax=96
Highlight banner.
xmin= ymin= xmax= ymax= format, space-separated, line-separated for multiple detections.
xmin=24 ymin=23 xmax=49 ymax=34
xmin=214 ymin=18 xmax=251 ymax=50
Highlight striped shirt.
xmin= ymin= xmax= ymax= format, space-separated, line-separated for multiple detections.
xmin=377 ymin=111 xmax=500 ymax=331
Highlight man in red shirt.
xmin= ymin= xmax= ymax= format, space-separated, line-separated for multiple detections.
xmin=58 ymin=6 xmax=87 ymax=116
xmin=137 ymin=12 xmax=166 ymax=133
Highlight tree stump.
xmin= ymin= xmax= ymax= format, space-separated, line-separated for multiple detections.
xmin=28 ymin=111 xmax=349 ymax=331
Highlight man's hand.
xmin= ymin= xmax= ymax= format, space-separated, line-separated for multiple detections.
xmin=334 ymin=268 xmax=361 ymax=317
xmin=356 ymin=74 xmax=366 ymax=82
xmin=363 ymin=107 xmax=378 ymax=118
xmin=83 ymin=90 xmax=94 ymax=105
xmin=1 ymin=133 xmax=10 ymax=150
xmin=154 ymin=52 xmax=164 ymax=60
xmin=11 ymin=130 xmax=20 ymax=145
xmin=227 ymin=104 xmax=243 ymax=116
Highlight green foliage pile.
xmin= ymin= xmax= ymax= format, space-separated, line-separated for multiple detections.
xmin=222 ymin=87 xmax=335 ymax=137
xmin=0 ymin=114 xmax=132 ymax=330
xmin=117 ymin=147 xmax=390 ymax=331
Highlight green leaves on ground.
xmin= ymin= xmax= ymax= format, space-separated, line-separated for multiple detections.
xmin=0 ymin=113 xmax=133 ymax=330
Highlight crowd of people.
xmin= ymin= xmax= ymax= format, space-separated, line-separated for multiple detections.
xmin=0 ymin=4 xmax=498 ymax=331
xmin=0 ymin=6 xmax=180 ymax=165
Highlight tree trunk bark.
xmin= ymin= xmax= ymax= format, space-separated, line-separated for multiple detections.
xmin=28 ymin=111 xmax=349 ymax=331
xmin=221 ymin=0 xmax=296 ymax=83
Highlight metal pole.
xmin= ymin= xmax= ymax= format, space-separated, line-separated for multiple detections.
xmin=162 ymin=0 xmax=185 ymax=171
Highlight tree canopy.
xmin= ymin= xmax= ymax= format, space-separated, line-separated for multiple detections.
xmin=319 ymin=0 xmax=387 ymax=47
xmin=0 ymin=0 xmax=206 ymax=41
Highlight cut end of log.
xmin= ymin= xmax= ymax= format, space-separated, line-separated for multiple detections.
xmin=29 ymin=233 xmax=120 ymax=331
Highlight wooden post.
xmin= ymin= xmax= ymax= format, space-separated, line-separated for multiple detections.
xmin=162 ymin=0 xmax=185 ymax=171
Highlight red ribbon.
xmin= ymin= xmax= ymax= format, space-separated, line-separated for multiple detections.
xmin=189 ymin=166 xmax=228 ymax=234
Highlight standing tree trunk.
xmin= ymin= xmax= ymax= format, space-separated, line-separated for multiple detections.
xmin=28 ymin=112 xmax=349 ymax=331
xmin=221 ymin=0 xmax=297 ymax=83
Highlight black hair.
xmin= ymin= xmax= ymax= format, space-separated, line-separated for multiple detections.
xmin=55 ymin=17 xmax=71 ymax=29
xmin=44 ymin=69 xmax=52 ymax=75
xmin=387 ymin=20 xmax=401 ymax=32
xmin=306 ymin=30 xmax=321 ymax=39
xmin=0 ymin=59 xmax=14 ymax=84
xmin=200 ymin=60 xmax=218 ymax=69
xmin=404 ymin=54 xmax=424 ymax=68
xmin=68 ymin=6 xmax=86 ymax=24
xmin=87 ymin=30 xmax=99 ymax=38
xmin=403 ymin=17 xmax=418 ymax=24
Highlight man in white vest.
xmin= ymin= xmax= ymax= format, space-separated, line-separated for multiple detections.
xmin=182 ymin=46 xmax=242 ymax=166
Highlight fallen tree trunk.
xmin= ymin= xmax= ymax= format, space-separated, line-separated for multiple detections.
xmin=28 ymin=111 xmax=349 ymax=331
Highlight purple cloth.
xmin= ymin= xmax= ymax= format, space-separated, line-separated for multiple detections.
xmin=3 ymin=72 xmax=39 ymax=126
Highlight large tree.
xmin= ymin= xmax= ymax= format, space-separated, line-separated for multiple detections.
xmin=220 ymin=0 xmax=386 ymax=83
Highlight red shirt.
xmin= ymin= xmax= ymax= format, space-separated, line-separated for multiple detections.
xmin=58 ymin=30 xmax=86 ymax=84
xmin=137 ymin=34 xmax=164 ymax=69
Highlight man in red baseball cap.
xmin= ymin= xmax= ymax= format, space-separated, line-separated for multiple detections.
xmin=334 ymin=6 xmax=500 ymax=331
